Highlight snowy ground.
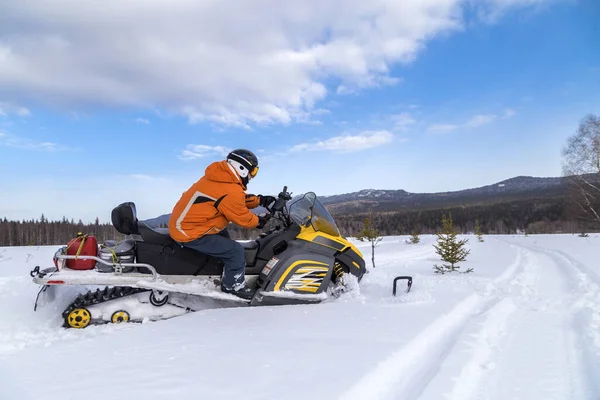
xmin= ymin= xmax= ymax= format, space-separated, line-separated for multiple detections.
xmin=1 ymin=234 xmax=599 ymax=400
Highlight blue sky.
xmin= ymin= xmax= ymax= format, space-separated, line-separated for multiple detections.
xmin=1 ymin=0 xmax=598 ymax=222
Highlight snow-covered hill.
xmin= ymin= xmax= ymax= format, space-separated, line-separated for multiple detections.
xmin=322 ymin=175 xmax=568 ymax=204
xmin=1 ymin=234 xmax=599 ymax=399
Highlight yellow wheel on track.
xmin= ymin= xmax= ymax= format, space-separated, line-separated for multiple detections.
xmin=67 ymin=308 xmax=91 ymax=329
xmin=111 ymin=310 xmax=130 ymax=324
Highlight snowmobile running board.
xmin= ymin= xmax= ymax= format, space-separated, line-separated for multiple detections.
xmin=393 ymin=276 xmax=413 ymax=295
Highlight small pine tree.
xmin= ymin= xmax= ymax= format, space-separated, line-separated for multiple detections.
xmin=356 ymin=216 xmax=383 ymax=269
xmin=433 ymin=213 xmax=472 ymax=274
xmin=475 ymin=220 xmax=484 ymax=242
xmin=409 ymin=228 xmax=420 ymax=244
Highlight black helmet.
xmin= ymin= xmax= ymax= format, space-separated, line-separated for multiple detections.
xmin=226 ymin=149 xmax=259 ymax=185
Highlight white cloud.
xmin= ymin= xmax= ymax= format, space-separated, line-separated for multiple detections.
xmin=336 ymin=86 xmax=356 ymax=96
xmin=473 ymin=0 xmax=555 ymax=22
xmin=0 ymin=130 xmax=63 ymax=151
xmin=392 ymin=112 xmax=417 ymax=131
xmin=0 ymin=102 xmax=31 ymax=117
xmin=179 ymin=145 xmax=230 ymax=161
xmin=428 ymin=123 xmax=459 ymax=133
xmin=313 ymin=108 xmax=331 ymax=116
xmin=135 ymin=118 xmax=150 ymax=124
xmin=337 ymin=76 xmax=402 ymax=95
xmin=0 ymin=0 xmax=550 ymax=128
xmin=429 ymin=110 xmax=512 ymax=132
xmin=290 ymin=130 xmax=394 ymax=153
xmin=464 ymin=114 xmax=497 ymax=128
xmin=128 ymin=174 xmax=155 ymax=180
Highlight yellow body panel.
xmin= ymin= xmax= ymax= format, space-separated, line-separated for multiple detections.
xmin=296 ymin=225 xmax=363 ymax=267
xmin=297 ymin=267 xmax=328 ymax=273
xmin=272 ymin=226 xmax=365 ymax=294
xmin=274 ymin=260 xmax=329 ymax=291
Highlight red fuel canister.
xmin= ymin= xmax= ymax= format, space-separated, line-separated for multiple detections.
xmin=65 ymin=233 xmax=98 ymax=270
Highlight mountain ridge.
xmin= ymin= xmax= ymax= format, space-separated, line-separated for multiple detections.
xmin=321 ymin=175 xmax=564 ymax=200
xmin=319 ymin=175 xmax=569 ymax=213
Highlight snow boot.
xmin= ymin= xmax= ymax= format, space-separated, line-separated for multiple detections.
xmin=221 ymin=284 xmax=257 ymax=300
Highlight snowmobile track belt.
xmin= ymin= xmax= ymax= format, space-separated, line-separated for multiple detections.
xmin=61 ymin=286 xmax=150 ymax=328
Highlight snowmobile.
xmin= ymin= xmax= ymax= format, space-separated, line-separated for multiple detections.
xmin=30 ymin=186 xmax=367 ymax=329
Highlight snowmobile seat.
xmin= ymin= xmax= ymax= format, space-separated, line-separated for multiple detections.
xmin=111 ymin=201 xmax=140 ymax=235
xmin=240 ymin=240 xmax=259 ymax=250
xmin=137 ymin=221 xmax=176 ymax=246
xmin=240 ymin=240 xmax=260 ymax=266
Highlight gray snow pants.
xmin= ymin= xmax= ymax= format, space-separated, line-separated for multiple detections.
xmin=181 ymin=229 xmax=246 ymax=290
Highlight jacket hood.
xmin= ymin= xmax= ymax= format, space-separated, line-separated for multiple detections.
xmin=204 ymin=160 xmax=244 ymax=187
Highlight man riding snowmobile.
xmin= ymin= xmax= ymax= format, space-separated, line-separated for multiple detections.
xmin=168 ymin=149 xmax=276 ymax=300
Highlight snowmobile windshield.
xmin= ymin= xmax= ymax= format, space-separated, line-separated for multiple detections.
xmin=287 ymin=192 xmax=341 ymax=237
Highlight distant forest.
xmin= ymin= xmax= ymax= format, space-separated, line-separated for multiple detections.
xmin=334 ymin=196 xmax=598 ymax=237
xmin=0 ymin=216 xmax=126 ymax=247
xmin=1 ymin=195 xmax=598 ymax=247
xmin=0 ymin=215 xmax=263 ymax=246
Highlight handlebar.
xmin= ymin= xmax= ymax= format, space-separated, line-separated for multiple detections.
xmin=264 ymin=185 xmax=293 ymax=227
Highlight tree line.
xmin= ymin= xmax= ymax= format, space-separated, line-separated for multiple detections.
xmin=0 ymin=215 xmax=126 ymax=247
xmin=0 ymin=214 xmax=269 ymax=246
xmin=334 ymin=196 xmax=598 ymax=237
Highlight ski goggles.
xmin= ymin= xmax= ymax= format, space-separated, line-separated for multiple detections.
xmin=249 ymin=165 xmax=259 ymax=178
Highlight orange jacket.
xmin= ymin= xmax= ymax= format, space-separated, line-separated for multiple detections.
xmin=168 ymin=160 xmax=260 ymax=242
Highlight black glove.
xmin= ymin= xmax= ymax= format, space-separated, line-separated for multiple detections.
xmin=256 ymin=214 xmax=271 ymax=229
xmin=258 ymin=195 xmax=277 ymax=208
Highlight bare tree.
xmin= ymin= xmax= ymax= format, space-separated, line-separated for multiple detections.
xmin=356 ymin=210 xmax=383 ymax=269
xmin=561 ymin=113 xmax=600 ymax=225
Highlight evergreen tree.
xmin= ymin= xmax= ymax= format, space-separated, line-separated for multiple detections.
xmin=433 ymin=213 xmax=472 ymax=274
xmin=408 ymin=228 xmax=420 ymax=244
xmin=475 ymin=219 xmax=484 ymax=242
xmin=356 ymin=216 xmax=382 ymax=269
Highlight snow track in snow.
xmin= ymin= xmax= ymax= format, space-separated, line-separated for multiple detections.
xmin=500 ymin=241 xmax=600 ymax=398
xmin=343 ymin=239 xmax=600 ymax=400
xmin=424 ymin=239 xmax=599 ymax=400
xmin=458 ymin=243 xmax=591 ymax=400
xmin=340 ymin=247 xmax=527 ymax=400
